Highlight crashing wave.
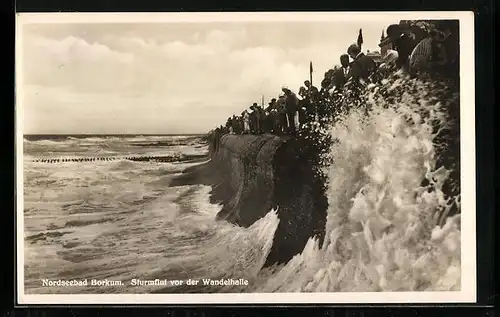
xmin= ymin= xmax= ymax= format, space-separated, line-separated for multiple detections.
xmin=254 ymin=71 xmax=460 ymax=292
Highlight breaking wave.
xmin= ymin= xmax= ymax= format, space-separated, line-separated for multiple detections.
xmin=251 ymin=72 xmax=461 ymax=292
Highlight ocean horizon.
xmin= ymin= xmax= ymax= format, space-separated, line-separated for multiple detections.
xmin=23 ymin=133 xmax=206 ymax=141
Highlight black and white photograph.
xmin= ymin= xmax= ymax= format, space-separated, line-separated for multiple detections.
xmin=16 ymin=12 xmax=476 ymax=304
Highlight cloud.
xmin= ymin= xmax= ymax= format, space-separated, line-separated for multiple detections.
xmin=20 ymin=21 xmax=390 ymax=134
xmin=23 ymin=35 xmax=134 ymax=92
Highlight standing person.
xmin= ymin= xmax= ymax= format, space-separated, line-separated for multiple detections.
xmin=276 ymin=94 xmax=287 ymax=135
xmin=230 ymin=115 xmax=238 ymax=134
xmin=262 ymin=107 xmax=269 ymax=134
xmin=256 ymin=104 xmax=266 ymax=134
xmin=321 ymin=68 xmax=336 ymax=94
xmin=242 ymin=110 xmax=250 ymax=134
xmin=347 ymin=43 xmax=376 ymax=83
xmin=304 ymin=80 xmax=319 ymax=102
xmin=231 ymin=115 xmax=239 ymax=134
xmin=386 ymin=24 xmax=420 ymax=71
xmin=282 ymin=87 xmax=299 ymax=134
xmin=270 ymin=107 xmax=279 ymax=134
xmin=249 ymin=104 xmax=257 ymax=134
xmin=265 ymin=98 xmax=277 ymax=134
xmin=336 ymin=54 xmax=351 ymax=89
xmin=226 ymin=117 xmax=233 ymax=134
xmin=436 ymin=20 xmax=459 ymax=78
xmin=240 ymin=115 xmax=246 ymax=134
xmin=408 ymin=27 xmax=453 ymax=76
xmin=304 ymin=79 xmax=320 ymax=124
xmin=250 ymin=103 xmax=261 ymax=134
xmin=252 ymin=102 xmax=262 ymax=134
xmin=239 ymin=115 xmax=245 ymax=134
xmin=298 ymin=86 xmax=309 ymax=127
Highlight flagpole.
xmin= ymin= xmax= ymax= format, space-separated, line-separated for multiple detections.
xmin=309 ymin=61 xmax=313 ymax=87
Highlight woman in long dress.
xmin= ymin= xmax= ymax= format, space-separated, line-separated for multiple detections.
xmin=242 ymin=110 xmax=250 ymax=134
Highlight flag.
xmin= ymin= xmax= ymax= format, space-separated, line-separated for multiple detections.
xmin=357 ymin=29 xmax=364 ymax=48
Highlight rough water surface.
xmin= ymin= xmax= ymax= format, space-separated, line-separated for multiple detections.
xmin=24 ymin=72 xmax=460 ymax=294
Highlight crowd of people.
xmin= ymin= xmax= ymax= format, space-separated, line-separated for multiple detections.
xmin=222 ymin=81 xmax=319 ymax=136
xmin=211 ymin=20 xmax=459 ymax=138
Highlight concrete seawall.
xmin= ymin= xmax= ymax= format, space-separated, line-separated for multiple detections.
xmin=170 ymin=134 xmax=327 ymax=267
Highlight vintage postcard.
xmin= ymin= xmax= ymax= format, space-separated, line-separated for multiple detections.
xmin=16 ymin=12 xmax=476 ymax=304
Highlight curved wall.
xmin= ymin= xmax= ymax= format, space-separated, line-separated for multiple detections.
xmin=171 ymin=134 xmax=327 ymax=267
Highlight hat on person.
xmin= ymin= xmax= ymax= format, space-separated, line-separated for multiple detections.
xmin=386 ymin=24 xmax=403 ymax=39
xmin=347 ymin=44 xmax=361 ymax=56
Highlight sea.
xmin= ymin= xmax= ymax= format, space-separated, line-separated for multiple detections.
xmin=22 ymin=76 xmax=462 ymax=294
xmin=23 ymin=134 xmax=278 ymax=294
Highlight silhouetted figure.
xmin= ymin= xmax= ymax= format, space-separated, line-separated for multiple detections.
xmin=230 ymin=115 xmax=238 ymax=134
xmin=304 ymin=80 xmax=320 ymax=124
xmin=238 ymin=115 xmax=245 ymax=134
xmin=386 ymin=23 xmax=421 ymax=71
xmin=248 ymin=106 xmax=255 ymax=134
xmin=435 ymin=20 xmax=459 ymax=79
xmin=282 ymin=87 xmax=299 ymax=134
xmin=298 ymin=86 xmax=308 ymax=127
xmin=265 ymin=98 xmax=278 ymax=134
xmin=347 ymin=43 xmax=376 ymax=83
xmin=249 ymin=104 xmax=259 ymax=134
xmin=304 ymin=80 xmax=319 ymax=102
xmin=256 ymin=105 xmax=266 ymax=134
xmin=276 ymin=95 xmax=287 ymax=135
xmin=321 ymin=68 xmax=336 ymax=94
xmin=409 ymin=25 xmax=458 ymax=78
xmin=226 ymin=116 xmax=233 ymax=134
xmin=331 ymin=54 xmax=351 ymax=92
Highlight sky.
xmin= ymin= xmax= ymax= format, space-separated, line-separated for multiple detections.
xmin=19 ymin=14 xmax=393 ymax=134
